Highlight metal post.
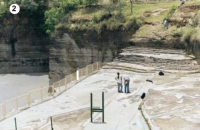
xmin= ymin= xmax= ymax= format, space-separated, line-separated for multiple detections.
xmin=2 ymin=103 xmax=6 ymax=119
xmin=52 ymin=85 xmax=55 ymax=97
xmin=92 ymin=64 xmax=94 ymax=72
xmin=97 ymin=62 xmax=99 ymax=70
xmin=90 ymin=93 xmax=93 ymax=123
xmin=77 ymin=70 xmax=79 ymax=81
xmin=14 ymin=118 xmax=17 ymax=130
xmin=40 ymin=88 xmax=43 ymax=101
xmin=58 ymin=81 xmax=61 ymax=93
xmin=50 ymin=117 xmax=54 ymax=130
xmin=65 ymin=77 xmax=67 ymax=90
xmin=71 ymin=74 xmax=73 ymax=81
xmin=86 ymin=66 xmax=89 ymax=75
xmin=15 ymin=98 xmax=18 ymax=110
xmin=102 ymin=92 xmax=104 ymax=123
xmin=27 ymin=92 xmax=31 ymax=107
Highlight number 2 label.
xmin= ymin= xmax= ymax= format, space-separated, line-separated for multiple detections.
xmin=10 ymin=4 xmax=20 ymax=14
xmin=12 ymin=5 xmax=16 ymax=12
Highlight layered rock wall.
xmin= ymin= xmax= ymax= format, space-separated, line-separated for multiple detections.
xmin=0 ymin=11 xmax=49 ymax=73
xmin=49 ymin=30 xmax=135 ymax=84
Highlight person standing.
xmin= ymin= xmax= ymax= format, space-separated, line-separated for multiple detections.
xmin=124 ymin=72 xmax=130 ymax=93
xmin=115 ymin=72 xmax=123 ymax=93
xmin=163 ymin=19 xmax=168 ymax=30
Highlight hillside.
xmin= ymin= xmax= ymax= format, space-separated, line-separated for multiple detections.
xmin=1 ymin=1 xmax=200 ymax=130
xmin=53 ymin=1 xmax=200 ymax=32
xmin=130 ymin=2 xmax=200 ymax=62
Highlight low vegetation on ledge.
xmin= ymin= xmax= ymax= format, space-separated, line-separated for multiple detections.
xmin=44 ymin=1 xmax=189 ymax=37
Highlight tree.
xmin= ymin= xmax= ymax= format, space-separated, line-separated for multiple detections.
xmin=104 ymin=4 xmax=115 ymax=15
xmin=44 ymin=7 xmax=64 ymax=35
xmin=130 ymin=0 xmax=133 ymax=14
xmin=116 ymin=0 xmax=125 ymax=15
xmin=115 ymin=0 xmax=125 ymax=21
xmin=1 ymin=0 xmax=46 ymax=11
xmin=44 ymin=0 xmax=79 ymax=36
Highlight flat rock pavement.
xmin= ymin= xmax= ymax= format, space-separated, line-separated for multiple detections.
xmin=0 ymin=69 xmax=153 ymax=130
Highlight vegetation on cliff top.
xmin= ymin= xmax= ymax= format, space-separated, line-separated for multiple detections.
xmin=0 ymin=0 xmax=46 ymax=13
xmin=1 ymin=0 xmax=200 ymax=43
xmin=43 ymin=0 xmax=103 ymax=36
xmin=181 ymin=10 xmax=200 ymax=43
xmin=44 ymin=0 xmax=199 ymax=37
xmin=44 ymin=0 xmax=175 ymax=36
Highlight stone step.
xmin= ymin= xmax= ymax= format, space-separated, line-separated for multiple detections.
xmin=122 ymin=47 xmax=185 ymax=55
xmin=104 ymin=63 xmax=199 ymax=74
xmin=115 ymin=58 xmax=196 ymax=66
xmin=114 ymin=60 xmax=199 ymax=70
xmin=107 ymin=47 xmax=200 ymax=73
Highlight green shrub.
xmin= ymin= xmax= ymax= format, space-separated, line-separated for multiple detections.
xmin=99 ymin=12 xmax=112 ymax=22
xmin=172 ymin=31 xmax=181 ymax=37
xmin=44 ymin=0 xmax=79 ymax=36
xmin=165 ymin=6 xmax=177 ymax=19
xmin=84 ymin=0 xmax=98 ymax=6
xmin=192 ymin=11 xmax=200 ymax=27
xmin=125 ymin=17 xmax=143 ymax=30
xmin=114 ymin=12 xmax=125 ymax=23
xmin=191 ymin=29 xmax=200 ymax=42
xmin=92 ymin=15 xmax=98 ymax=23
xmin=181 ymin=27 xmax=196 ymax=42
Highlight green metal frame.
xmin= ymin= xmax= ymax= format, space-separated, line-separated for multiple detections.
xmin=90 ymin=92 xmax=104 ymax=123
xmin=51 ymin=117 xmax=54 ymax=130
xmin=15 ymin=118 xmax=17 ymax=130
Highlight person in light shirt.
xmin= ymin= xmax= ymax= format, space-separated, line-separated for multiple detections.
xmin=115 ymin=72 xmax=123 ymax=93
xmin=163 ymin=19 xmax=168 ymax=30
xmin=124 ymin=72 xmax=130 ymax=93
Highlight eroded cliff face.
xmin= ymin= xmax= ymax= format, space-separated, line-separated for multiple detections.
xmin=49 ymin=29 xmax=135 ymax=84
xmin=131 ymin=4 xmax=200 ymax=61
xmin=49 ymin=4 xmax=200 ymax=84
xmin=0 ymin=11 xmax=49 ymax=73
xmin=193 ymin=43 xmax=200 ymax=64
xmin=187 ymin=42 xmax=200 ymax=64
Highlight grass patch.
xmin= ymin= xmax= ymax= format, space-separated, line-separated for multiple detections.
xmin=70 ymin=1 xmax=181 ymax=27
xmin=72 ymin=0 xmax=200 ymax=22
xmin=165 ymin=5 xmax=177 ymax=19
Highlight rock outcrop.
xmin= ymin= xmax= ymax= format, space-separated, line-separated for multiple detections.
xmin=0 ymin=11 xmax=49 ymax=73
xmin=49 ymin=29 xmax=135 ymax=84
xmin=104 ymin=47 xmax=199 ymax=73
